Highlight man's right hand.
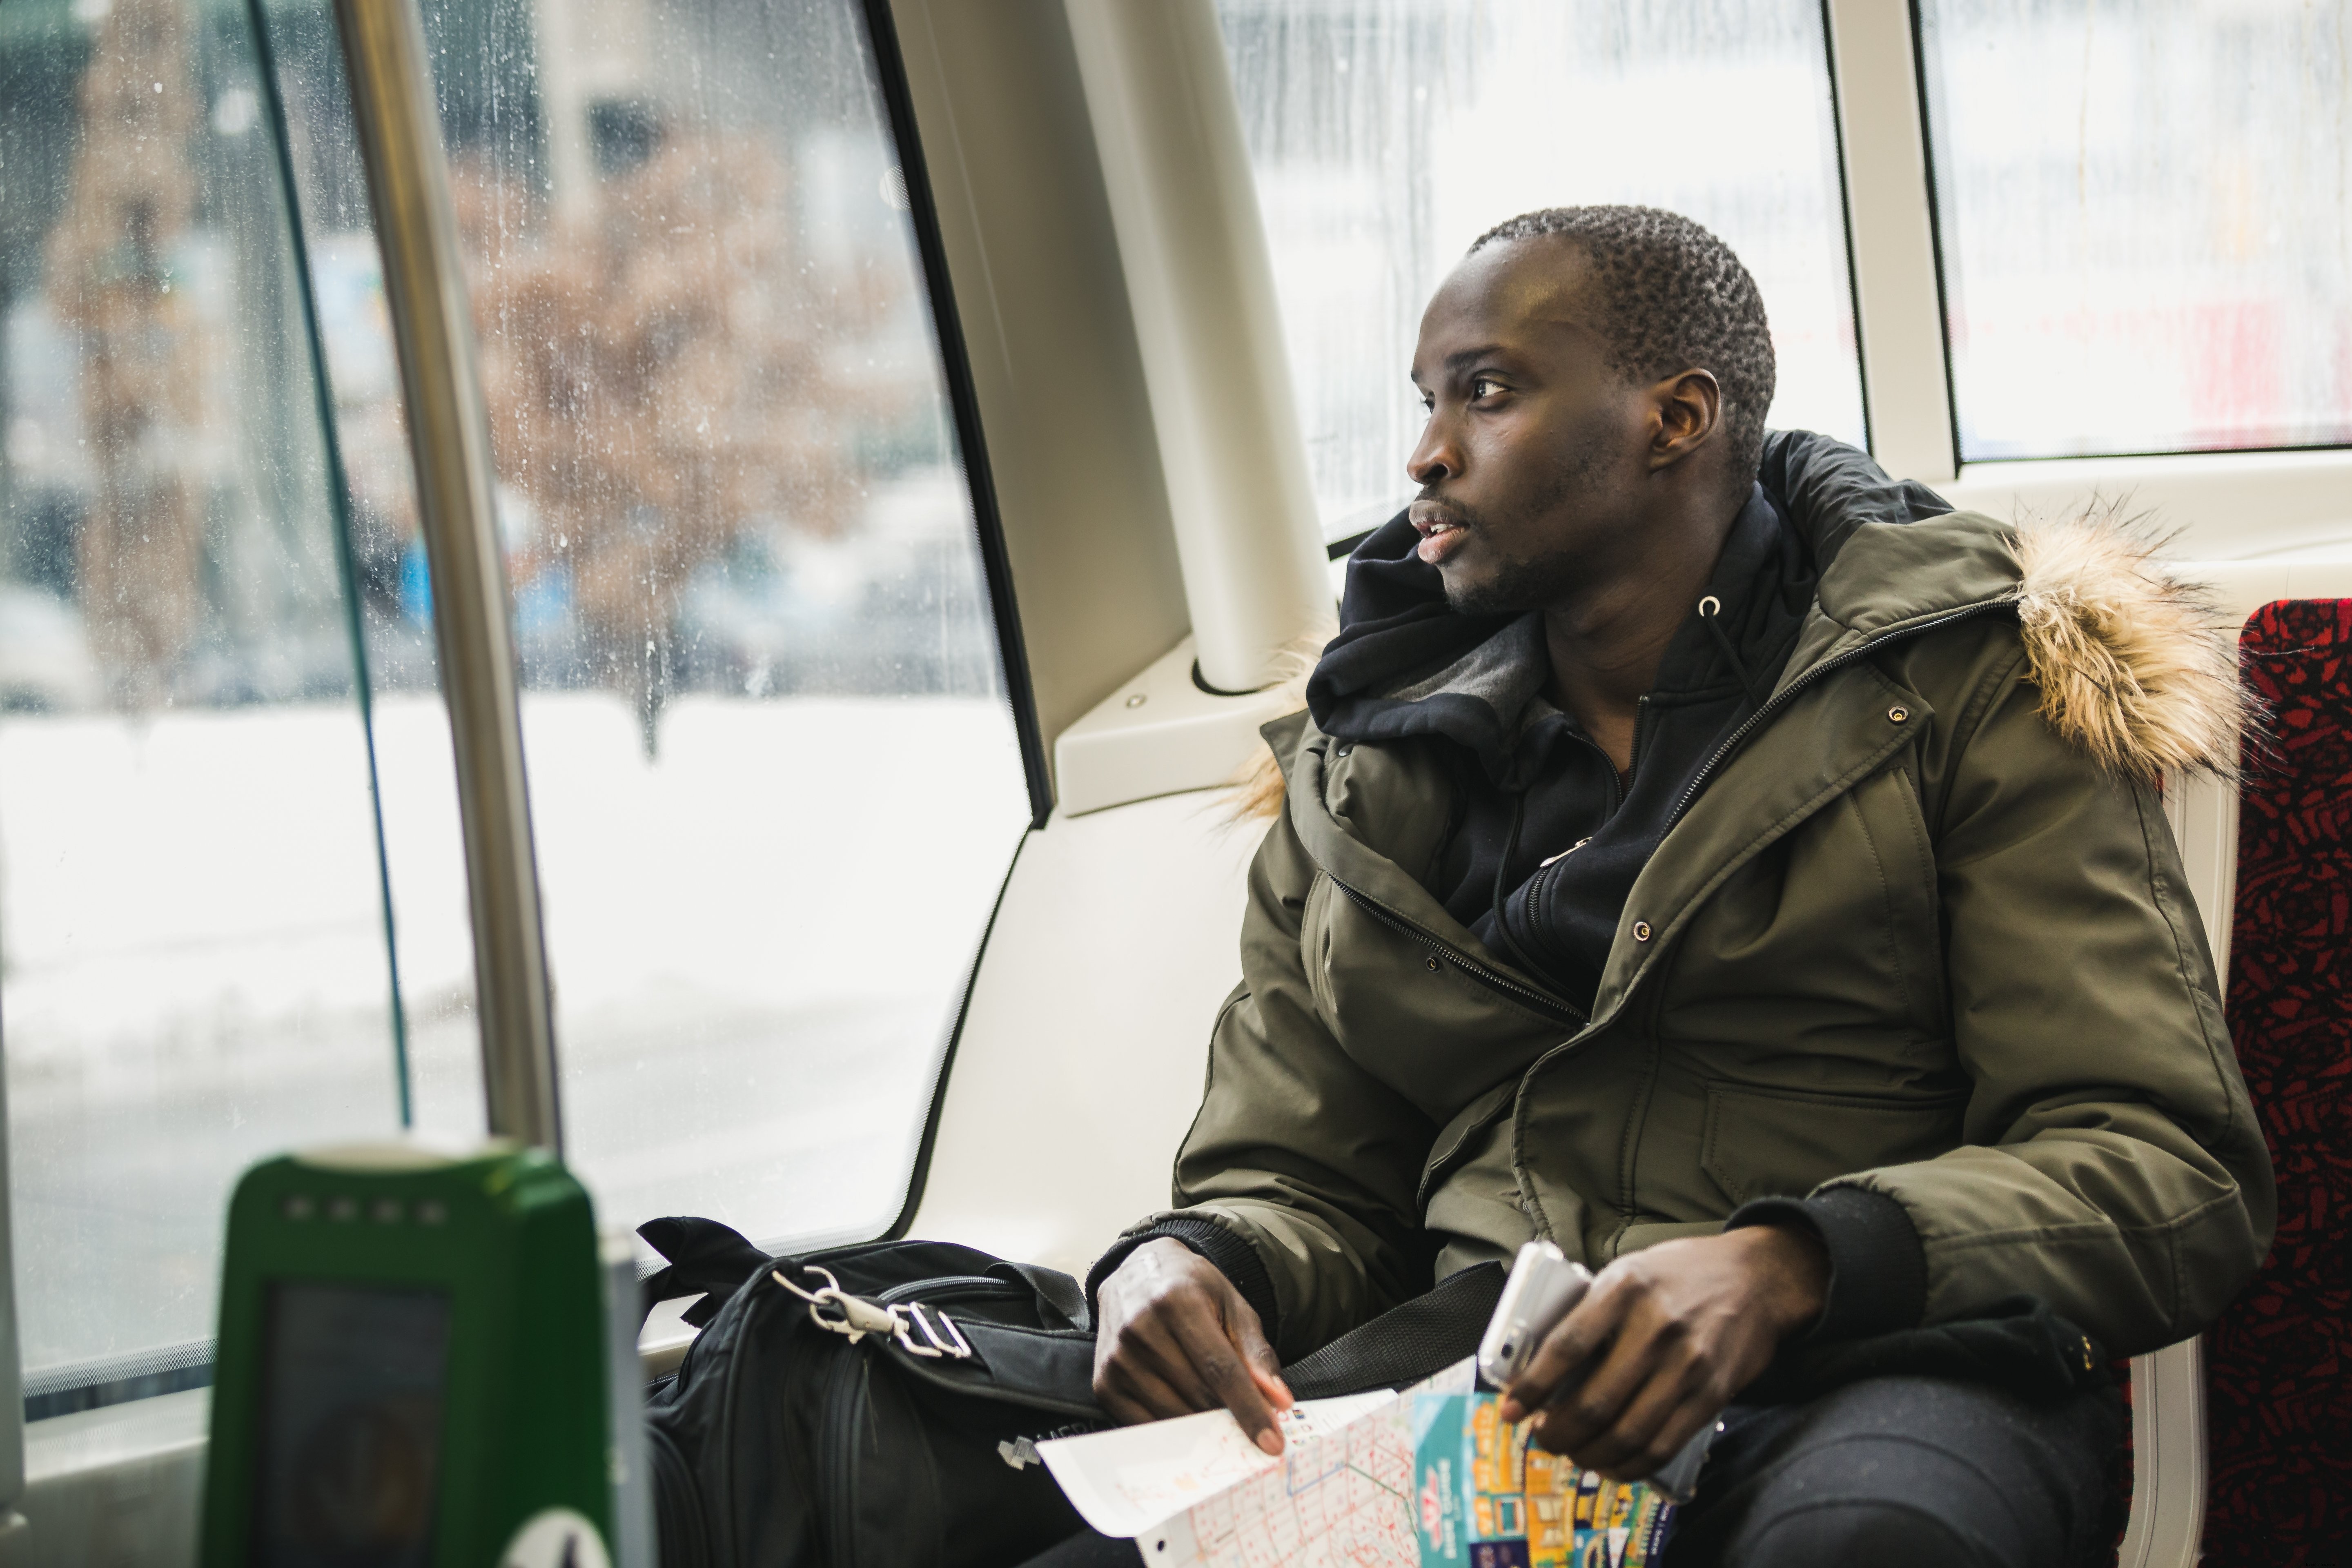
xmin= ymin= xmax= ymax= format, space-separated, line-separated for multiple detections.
xmin=1092 ymin=1237 xmax=1295 ymax=1453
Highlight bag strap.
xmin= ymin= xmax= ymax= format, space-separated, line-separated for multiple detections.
xmin=989 ymin=1260 xmax=1091 ymax=1332
xmin=637 ymin=1215 xmax=774 ymax=1330
xmin=1281 ymin=1261 xmax=1507 ymax=1399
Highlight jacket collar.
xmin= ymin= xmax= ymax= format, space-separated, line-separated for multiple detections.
xmin=1282 ymin=507 xmax=2034 ymax=1034
xmin=1308 ymin=480 xmax=1814 ymax=786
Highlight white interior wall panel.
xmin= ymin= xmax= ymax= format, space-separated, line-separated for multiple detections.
xmin=905 ymin=793 xmax=1263 ymax=1278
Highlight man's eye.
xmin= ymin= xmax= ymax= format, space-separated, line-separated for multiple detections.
xmin=1470 ymin=376 xmax=1503 ymax=400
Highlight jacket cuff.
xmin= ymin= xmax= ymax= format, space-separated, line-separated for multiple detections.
xmin=1726 ymin=1185 xmax=1927 ymax=1341
xmin=1086 ymin=1216 xmax=1283 ymax=1343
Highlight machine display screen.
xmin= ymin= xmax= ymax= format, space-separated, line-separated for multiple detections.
xmin=252 ymin=1281 xmax=452 ymax=1568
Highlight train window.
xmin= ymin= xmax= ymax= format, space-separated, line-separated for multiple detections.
xmin=1918 ymin=0 xmax=2352 ymax=461
xmin=253 ymin=0 xmax=490 ymax=1156
xmin=384 ymin=0 xmax=1031 ymax=1247
xmin=0 ymin=0 xmax=414 ymax=1411
xmin=1214 ymin=0 xmax=1869 ymax=541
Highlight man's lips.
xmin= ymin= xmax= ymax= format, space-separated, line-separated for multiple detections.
xmin=1410 ymin=501 xmax=1470 ymax=566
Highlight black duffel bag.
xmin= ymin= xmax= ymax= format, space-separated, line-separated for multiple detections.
xmin=633 ymin=1218 xmax=1510 ymax=1568
xmin=637 ymin=1217 xmax=1110 ymax=1568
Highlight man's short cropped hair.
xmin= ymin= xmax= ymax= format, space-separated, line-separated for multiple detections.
xmin=1469 ymin=206 xmax=1775 ymax=487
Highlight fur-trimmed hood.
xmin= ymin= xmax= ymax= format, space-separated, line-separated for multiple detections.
xmin=1232 ymin=437 xmax=2248 ymax=817
xmin=2011 ymin=510 xmax=2246 ymax=782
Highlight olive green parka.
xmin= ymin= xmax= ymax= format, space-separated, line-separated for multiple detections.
xmin=1126 ymin=479 xmax=2274 ymax=1363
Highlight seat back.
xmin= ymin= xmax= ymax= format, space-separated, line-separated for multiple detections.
xmin=2203 ymin=599 xmax=2352 ymax=1562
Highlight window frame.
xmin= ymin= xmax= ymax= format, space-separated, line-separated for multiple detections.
xmin=858 ymin=0 xmax=1052 ymax=831
xmin=1825 ymin=0 xmax=2352 ymax=557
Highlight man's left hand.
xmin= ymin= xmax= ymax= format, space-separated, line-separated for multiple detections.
xmin=1496 ymin=1225 xmax=1829 ymax=1481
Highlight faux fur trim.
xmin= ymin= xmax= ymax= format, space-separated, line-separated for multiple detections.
xmin=2012 ymin=508 xmax=2248 ymax=782
xmin=1225 ymin=636 xmax=1322 ymax=822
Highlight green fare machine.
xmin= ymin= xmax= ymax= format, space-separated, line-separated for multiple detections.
xmin=198 ymin=1140 xmax=646 ymax=1568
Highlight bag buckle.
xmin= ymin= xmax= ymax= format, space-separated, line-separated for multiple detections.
xmin=771 ymin=1267 xmax=973 ymax=1361
xmin=896 ymin=1300 xmax=975 ymax=1361
xmin=772 ymin=1265 xmax=898 ymax=1344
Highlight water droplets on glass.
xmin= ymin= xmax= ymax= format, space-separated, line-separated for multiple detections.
xmin=1919 ymin=0 xmax=2352 ymax=461
xmin=1214 ymin=0 xmax=1868 ymax=539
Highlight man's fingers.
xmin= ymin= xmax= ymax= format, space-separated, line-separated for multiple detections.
xmin=1529 ymin=1298 xmax=1672 ymax=1455
xmin=1089 ymin=1243 xmax=1291 ymax=1451
xmin=1102 ymin=1353 xmax=1203 ymax=1423
xmin=1636 ymin=1392 xmax=1724 ymax=1482
xmin=1505 ymin=1278 xmax=1637 ymax=1429
xmin=1118 ymin=1306 xmax=1222 ymax=1410
xmin=1501 ymin=1278 xmax=1629 ymax=1421
xmin=1585 ymin=1389 xmax=1722 ymax=1484
xmin=1169 ymin=1307 xmax=1284 ymax=1454
xmin=1227 ymin=1299 xmax=1294 ymax=1412
xmin=1094 ymin=1383 xmax=1157 ymax=1429
xmin=1542 ymin=1337 xmax=1699 ymax=1472
xmin=1097 ymin=1295 xmax=1224 ymax=1419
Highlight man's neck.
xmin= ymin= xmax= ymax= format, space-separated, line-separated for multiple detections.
xmin=1541 ymin=495 xmax=1741 ymax=775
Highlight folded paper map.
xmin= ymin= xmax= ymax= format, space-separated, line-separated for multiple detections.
xmin=1037 ymin=1358 xmax=1675 ymax=1567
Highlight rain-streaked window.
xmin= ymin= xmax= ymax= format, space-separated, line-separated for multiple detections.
xmin=0 ymin=0 xmax=1029 ymax=1413
xmin=1214 ymin=0 xmax=1868 ymax=541
xmin=1919 ymin=0 xmax=2352 ymax=461
xmin=286 ymin=0 xmax=1033 ymax=1254
xmin=0 ymin=0 xmax=420 ymax=1409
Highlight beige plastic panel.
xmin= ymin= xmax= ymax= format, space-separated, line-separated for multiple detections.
xmin=885 ymin=0 xmax=1191 ymax=786
xmin=904 ymin=794 xmax=1261 ymax=1279
xmin=1053 ymin=637 xmax=1298 ymax=818
xmin=1063 ymin=0 xmax=1331 ymax=695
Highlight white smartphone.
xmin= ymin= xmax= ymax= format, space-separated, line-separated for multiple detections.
xmin=1477 ymin=1240 xmax=1592 ymax=1391
xmin=1476 ymin=1239 xmax=1719 ymax=1505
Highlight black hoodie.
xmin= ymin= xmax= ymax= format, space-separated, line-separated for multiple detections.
xmin=1305 ymin=430 xmax=1951 ymax=1016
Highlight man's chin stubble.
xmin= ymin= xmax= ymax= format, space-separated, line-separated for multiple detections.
xmin=1443 ymin=547 xmax=1582 ymax=617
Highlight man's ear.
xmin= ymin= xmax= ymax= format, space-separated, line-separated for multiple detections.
xmin=1646 ymin=369 xmax=1722 ymax=473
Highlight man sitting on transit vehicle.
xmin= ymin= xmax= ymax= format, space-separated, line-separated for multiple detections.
xmin=1083 ymin=207 xmax=2273 ymax=1566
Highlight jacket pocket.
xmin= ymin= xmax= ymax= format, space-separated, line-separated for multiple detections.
xmin=1417 ymin=1079 xmax=1518 ymax=1209
xmin=1700 ymin=1081 xmax=1964 ymax=1206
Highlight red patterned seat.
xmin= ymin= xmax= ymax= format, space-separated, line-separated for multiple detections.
xmin=2202 ymin=599 xmax=2352 ymax=1564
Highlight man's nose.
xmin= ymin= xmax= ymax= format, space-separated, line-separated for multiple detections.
xmin=1408 ymin=420 xmax=1459 ymax=487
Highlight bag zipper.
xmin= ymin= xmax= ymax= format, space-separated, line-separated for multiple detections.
xmin=874 ymin=1276 xmax=1018 ymax=1306
xmin=817 ymin=1346 xmax=867 ymax=1568
xmin=644 ymin=1424 xmax=711 ymax=1568
xmin=707 ymin=1274 xmax=792 ymax=1568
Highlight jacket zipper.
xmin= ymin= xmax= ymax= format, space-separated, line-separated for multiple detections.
xmin=1662 ymin=601 xmax=2007 ymax=836
xmin=1328 ymin=875 xmax=1587 ymax=1026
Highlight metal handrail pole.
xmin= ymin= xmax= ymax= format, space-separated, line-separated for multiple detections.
xmin=330 ymin=0 xmax=562 ymax=1152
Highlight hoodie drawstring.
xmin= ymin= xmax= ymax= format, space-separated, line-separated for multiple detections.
xmin=1697 ymin=595 xmax=1763 ymax=706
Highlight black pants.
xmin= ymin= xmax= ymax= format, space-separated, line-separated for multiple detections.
xmin=1018 ymin=1374 xmax=2125 ymax=1568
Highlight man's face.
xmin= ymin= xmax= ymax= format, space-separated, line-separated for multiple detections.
xmin=1406 ymin=238 xmax=1658 ymax=615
